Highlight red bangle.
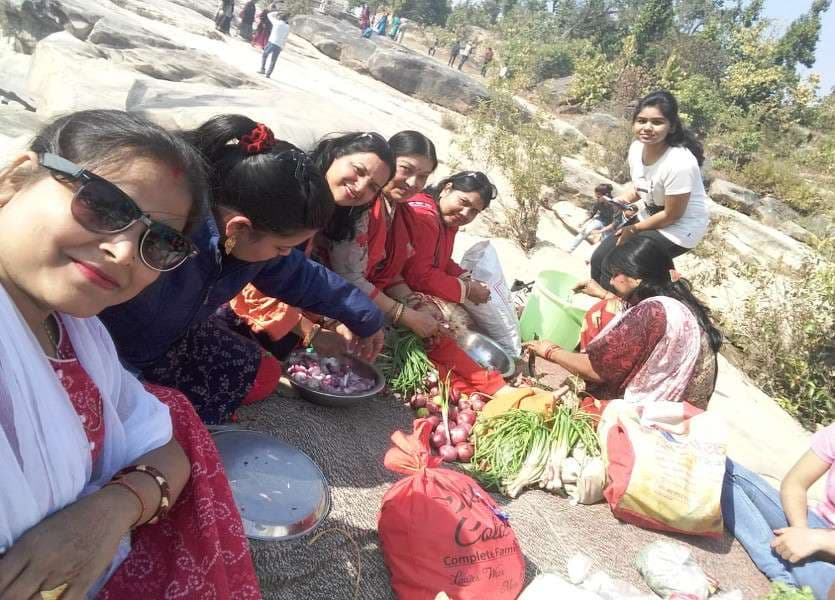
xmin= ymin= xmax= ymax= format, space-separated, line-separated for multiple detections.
xmin=114 ymin=464 xmax=172 ymax=525
xmin=545 ymin=345 xmax=560 ymax=362
xmin=104 ymin=479 xmax=145 ymax=529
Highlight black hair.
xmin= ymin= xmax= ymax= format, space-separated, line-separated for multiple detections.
xmin=29 ymin=109 xmax=209 ymax=232
xmin=426 ymin=170 xmax=497 ymax=209
xmin=184 ymin=114 xmax=334 ymax=235
xmin=389 ymin=130 xmax=438 ymax=171
xmin=633 ymin=90 xmax=705 ymax=166
xmin=312 ymin=131 xmax=395 ymax=242
xmin=603 ymin=236 xmax=722 ymax=352
xmin=594 ymin=183 xmax=614 ymax=196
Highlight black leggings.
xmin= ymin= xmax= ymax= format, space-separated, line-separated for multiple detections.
xmin=590 ymin=229 xmax=689 ymax=288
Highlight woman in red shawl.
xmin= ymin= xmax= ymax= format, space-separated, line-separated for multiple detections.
xmin=322 ymin=131 xmax=441 ymax=338
xmin=399 ymin=170 xmax=496 ymax=307
xmin=251 ymin=5 xmax=273 ymax=49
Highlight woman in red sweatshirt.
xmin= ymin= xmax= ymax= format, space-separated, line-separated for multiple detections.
xmin=400 ymin=171 xmax=496 ymax=306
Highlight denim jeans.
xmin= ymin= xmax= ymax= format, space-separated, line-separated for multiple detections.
xmin=722 ymin=459 xmax=835 ymax=599
xmin=261 ymin=43 xmax=282 ymax=77
xmin=567 ymin=218 xmax=605 ymax=252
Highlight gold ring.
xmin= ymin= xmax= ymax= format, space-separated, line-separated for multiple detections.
xmin=41 ymin=583 xmax=68 ymax=600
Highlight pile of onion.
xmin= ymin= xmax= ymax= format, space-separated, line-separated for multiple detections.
xmin=407 ymin=387 xmax=489 ymax=463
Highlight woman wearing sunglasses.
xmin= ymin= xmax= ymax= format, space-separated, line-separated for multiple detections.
xmin=229 ymin=130 xmax=398 ymax=359
xmin=399 ymin=171 xmax=496 ymax=307
xmin=100 ymin=115 xmax=386 ymax=424
xmin=0 ymin=110 xmax=259 ymax=599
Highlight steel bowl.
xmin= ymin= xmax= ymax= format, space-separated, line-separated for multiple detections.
xmin=286 ymin=353 xmax=386 ymax=408
xmin=211 ymin=429 xmax=330 ymax=541
xmin=459 ymin=332 xmax=516 ymax=378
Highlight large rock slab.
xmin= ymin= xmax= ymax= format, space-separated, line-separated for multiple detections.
xmin=125 ymin=79 xmax=380 ymax=150
xmin=754 ymin=196 xmax=814 ymax=243
xmin=367 ymin=49 xmax=489 ymax=113
xmin=104 ymin=47 xmax=259 ymax=88
xmin=88 ymin=16 xmax=185 ymax=50
xmin=536 ymin=75 xmax=574 ymax=108
xmin=26 ymin=32 xmax=146 ymax=115
xmin=575 ymin=112 xmax=621 ymax=144
xmin=291 ymin=13 xmax=488 ymax=113
xmin=709 ymin=178 xmax=761 ymax=215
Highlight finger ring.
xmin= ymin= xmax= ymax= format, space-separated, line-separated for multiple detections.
xmin=41 ymin=584 xmax=69 ymax=600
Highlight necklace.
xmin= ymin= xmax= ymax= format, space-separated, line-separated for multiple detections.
xmin=43 ymin=313 xmax=61 ymax=358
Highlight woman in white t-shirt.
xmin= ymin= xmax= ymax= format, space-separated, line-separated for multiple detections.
xmin=590 ymin=90 xmax=710 ymax=286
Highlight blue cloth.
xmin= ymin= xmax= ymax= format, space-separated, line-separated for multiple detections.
xmin=100 ymin=213 xmax=384 ymax=369
xmin=722 ymin=459 xmax=835 ymax=599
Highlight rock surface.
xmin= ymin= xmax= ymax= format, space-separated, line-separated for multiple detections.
xmin=709 ymin=177 xmax=761 ymax=215
xmin=536 ymin=75 xmax=574 ymax=107
xmin=575 ymin=112 xmax=622 ymax=144
xmin=291 ymin=14 xmax=489 ymax=113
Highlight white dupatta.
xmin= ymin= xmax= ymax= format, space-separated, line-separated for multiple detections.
xmin=590 ymin=295 xmax=702 ymax=405
xmin=0 ymin=284 xmax=173 ymax=554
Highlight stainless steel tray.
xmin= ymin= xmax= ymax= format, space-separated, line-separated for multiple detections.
xmin=212 ymin=430 xmax=330 ymax=541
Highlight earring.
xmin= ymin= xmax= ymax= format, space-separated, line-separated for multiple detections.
xmin=224 ymin=236 xmax=237 ymax=255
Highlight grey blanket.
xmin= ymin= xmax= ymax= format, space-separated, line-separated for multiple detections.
xmin=236 ymin=382 xmax=769 ymax=600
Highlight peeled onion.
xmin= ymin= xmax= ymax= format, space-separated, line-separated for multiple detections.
xmin=456 ymin=443 xmax=475 ymax=462
xmin=439 ymin=445 xmax=458 ymax=462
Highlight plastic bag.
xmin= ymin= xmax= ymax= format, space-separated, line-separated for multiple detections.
xmin=562 ymin=445 xmax=605 ymax=505
xmin=518 ymin=573 xmax=603 ymax=600
xmin=459 ymin=241 xmax=521 ymax=357
xmin=635 ymin=541 xmax=711 ymax=600
xmin=378 ymin=419 xmax=525 ymax=600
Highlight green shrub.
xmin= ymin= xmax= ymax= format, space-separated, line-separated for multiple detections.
xmin=726 ymin=251 xmax=835 ymax=430
xmin=739 ymin=158 xmax=822 ymax=214
xmin=458 ymin=85 xmax=564 ymax=250
xmin=569 ymin=50 xmax=616 ymax=109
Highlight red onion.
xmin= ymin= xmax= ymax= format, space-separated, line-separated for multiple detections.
xmin=430 ymin=432 xmax=446 ymax=448
xmin=426 ymin=402 xmax=440 ymax=415
xmin=435 ymin=423 xmax=447 ymax=438
xmin=458 ymin=398 xmax=472 ymax=412
xmin=439 ymin=445 xmax=458 ymax=462
xmin=429 ymin=386 xmax=439 ymax=396
xmin=449 ymin=426 xmax=468 ymax=445
xmin=412 ymin=394 xmax=427 ymax=408
xmin=426 ymin=415 xmax=441 ymax=430
xmin=470 ymin=397 xmax=486 ymax=412
xmin=457 ymin=410 xmax=477 ymax=426
xmin=450 ymin=388 xmax=461 ymax=403
xmin=459 ymin=422 xmax=473 ymax=437
xmin=448 ymin=407 xmax=459 ymax=422
xmin=456 ymin=442 xmax=475 ymax=462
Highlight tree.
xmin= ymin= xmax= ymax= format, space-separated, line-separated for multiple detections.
xmin=630 ymin=0 xmax=673 ymax=62
xmin=399 ymin=0 xmax=451 ymax=25
xmin=774 ymin=0 xmax=831 ymax=70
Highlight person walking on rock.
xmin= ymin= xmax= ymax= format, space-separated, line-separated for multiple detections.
xmin=358 ymin=3 xmax=370 ymax=30
xmin=238 ymin=0 xmax=256 ymax=40
xmin=215 ymin=0 xmax=235 ymax=34
xmin=427 ymin=34 xmax=437 ymax=56
xmin=259 ymin=11 xmax=290 ymax=79
xmin=457 ymin=41 xmax=473 ymax=70
xmin=448 ymin=39 xmax=460 ymax=67
xmin=251 ymin=4 xmax=272 ymax=48
xmin=480 ymin=46 xmax=493 ymax=76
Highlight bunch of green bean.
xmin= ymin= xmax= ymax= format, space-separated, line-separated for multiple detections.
xmin=383 ymin=329 xmax=436 ymax=396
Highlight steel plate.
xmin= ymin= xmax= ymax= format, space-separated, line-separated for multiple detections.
xmin=212 ymin=430 xmax=330 ymax=540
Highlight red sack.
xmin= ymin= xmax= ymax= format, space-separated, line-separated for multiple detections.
xmin=378 ymin=420 xmax=525 ymax=600
xmin=428 ymin=337 xmax=506 ymax=396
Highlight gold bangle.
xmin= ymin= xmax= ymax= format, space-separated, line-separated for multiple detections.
xmin=303 ymin=323 xmax=321 ymax=347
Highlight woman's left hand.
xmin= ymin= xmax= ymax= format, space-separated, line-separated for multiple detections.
xmin=615 ymin=224 xmax=637 ymax=246
xmin=0 ymin=486 xmax=135 ymax=600
xmin=771 ymin=527 xmax=826 ymax=563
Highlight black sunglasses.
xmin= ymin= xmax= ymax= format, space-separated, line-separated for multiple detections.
xmin=39 ymin=153 xmax=198 ymax=272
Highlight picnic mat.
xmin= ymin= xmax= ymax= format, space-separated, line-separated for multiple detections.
xmin=236 ymin=380 xmax=770 ymax=600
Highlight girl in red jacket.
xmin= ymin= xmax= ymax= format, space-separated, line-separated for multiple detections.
xmin=400 ymin=171 xmax=496 ymax=306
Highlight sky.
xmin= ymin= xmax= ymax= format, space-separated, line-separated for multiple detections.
xmin=762 ymin=0 xmax=835 ymax=95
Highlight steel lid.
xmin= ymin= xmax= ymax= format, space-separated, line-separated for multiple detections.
xmin=212 ymin=430 xmax=330 ymax=541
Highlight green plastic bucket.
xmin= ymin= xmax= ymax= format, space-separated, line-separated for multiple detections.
xmin=519 ymin=271 xmax=588 ymax=349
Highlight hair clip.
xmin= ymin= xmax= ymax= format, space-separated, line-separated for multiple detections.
xmin=239 ymin=123 xmax=276 ymax=154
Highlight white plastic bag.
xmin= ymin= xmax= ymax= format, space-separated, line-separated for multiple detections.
xmin=518 ymin=573 xmax=603 ymax=600
xmin=635 ymin=541 xmax=711 ymax=600
xmin=459 ymin=241 xmax=521 ymax=356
